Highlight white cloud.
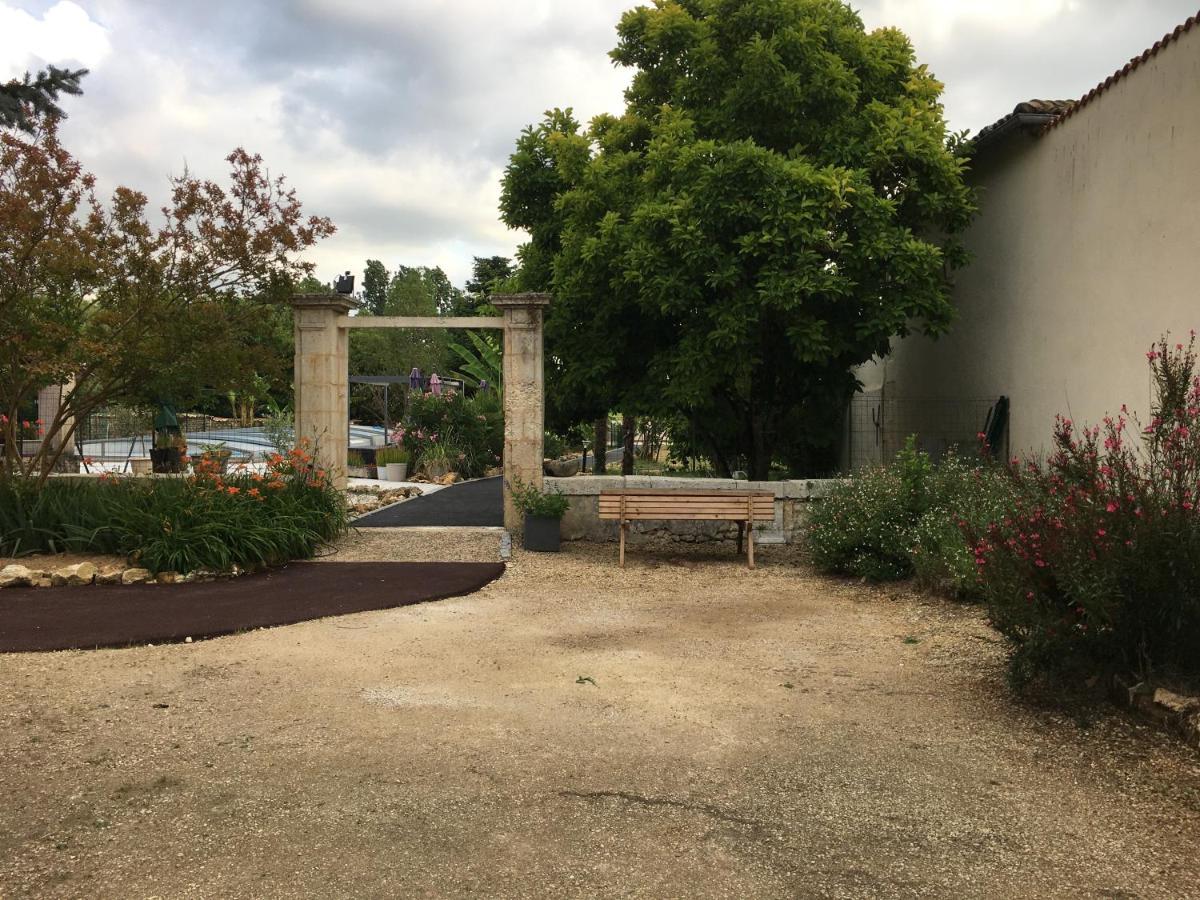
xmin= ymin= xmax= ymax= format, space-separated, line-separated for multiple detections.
xmin=0 ymin=1 xmax=111 ymax=77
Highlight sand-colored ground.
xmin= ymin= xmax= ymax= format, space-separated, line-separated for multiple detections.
xmin=1 ymin=536 xmax=1198 ymax=898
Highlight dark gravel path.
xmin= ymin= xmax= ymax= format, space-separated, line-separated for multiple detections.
xmin=355 ymin=476 xmax=504 ymax=527
xmin=0 ymin=561 xmax=505 ymax=652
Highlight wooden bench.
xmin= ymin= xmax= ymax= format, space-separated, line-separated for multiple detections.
xmin=599 ymin=489 xmax=776 ymax=568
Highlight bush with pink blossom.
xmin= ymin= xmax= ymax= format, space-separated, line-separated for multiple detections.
xmin=971 ymin=334 xmax=1200 ymax=686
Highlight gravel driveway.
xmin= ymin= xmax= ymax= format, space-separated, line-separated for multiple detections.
xmin=1 ymin=536 xmax=1198 ymax=898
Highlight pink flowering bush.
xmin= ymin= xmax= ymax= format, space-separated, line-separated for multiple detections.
xmin=971 ymin=335 xmax=1200 ymax=686
xmin=390 ymin=389 xmax=502 ymax=479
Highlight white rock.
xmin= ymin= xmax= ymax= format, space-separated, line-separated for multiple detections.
xmin=96 ymin=567 xmax=124 ymax=585
xmin=57 ymin=562 xmax=97 ymax=586
xmin=0 ymin=564 xmax=34 ymax=588
xmin=121 ymin=568 xmax=151 ymax=585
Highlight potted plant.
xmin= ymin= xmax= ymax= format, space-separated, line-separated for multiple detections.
xmin=510 ymin=479 xmax=570 ymax=552
xmin=346 ymin=450 xmax=370 ymax=479
xmin=376 ymin=446 xmax=409 ymax=481
xmin=199 ymin=441 xmax=233 ymax=474
xmin=150 ymin=430 xmax=186 ymax=473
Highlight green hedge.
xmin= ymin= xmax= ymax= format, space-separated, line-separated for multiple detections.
xmin=0 ymin=444 xmax=347 ymax=574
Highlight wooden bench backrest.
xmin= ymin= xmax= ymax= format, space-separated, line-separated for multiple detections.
xmin=599 ymin=490 xmax=775 ymax=522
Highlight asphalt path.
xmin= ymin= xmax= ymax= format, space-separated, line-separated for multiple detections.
xmin=354 ymin=447 xmax=628 ymax=528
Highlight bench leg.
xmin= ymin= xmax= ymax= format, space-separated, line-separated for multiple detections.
xmin=746 ymin=521 xmax=755 ymax=569
xmin=736 ymin=521 xmax=744 ymax=556
xmin=619 ymin=521 xmax=627 ymax=568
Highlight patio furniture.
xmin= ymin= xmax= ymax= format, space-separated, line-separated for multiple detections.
xmin=599 ymin=489 xmax=775 ymax=568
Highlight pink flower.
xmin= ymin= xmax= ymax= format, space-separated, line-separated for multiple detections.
xmin=1106 ymin=501 xmax=1118 ymax=513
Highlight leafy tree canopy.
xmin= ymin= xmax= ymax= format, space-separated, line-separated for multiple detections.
xmin=0 ymin=116 xmax=334 ymax=481
xmin=500 ymin=0 xmax=974 ymax=477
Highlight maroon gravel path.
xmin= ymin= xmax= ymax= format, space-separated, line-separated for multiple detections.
xmin=0 ymin=561 xmax=505 ymax=653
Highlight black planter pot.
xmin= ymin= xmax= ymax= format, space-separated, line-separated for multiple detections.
xmin=149 ymin=447 xmax=183 ymax=474
xmin=523 ymin=514 xmax=562 ymax=552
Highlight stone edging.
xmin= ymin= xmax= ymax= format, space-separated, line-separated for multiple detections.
xmin=1113 ymin=676 xmax=1200 ymax=748
xmin=0 ymin=561 xmax=247 ymax=589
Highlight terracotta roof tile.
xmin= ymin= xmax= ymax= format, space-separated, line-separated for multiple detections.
xmin=1044 ymin=9 xmax=1199 ymax=131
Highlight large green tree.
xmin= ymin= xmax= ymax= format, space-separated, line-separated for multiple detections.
xmin=362 ymin=259 xmax=390 ymax=315
xmin=501 ymin=0 xmax=974 ymax=478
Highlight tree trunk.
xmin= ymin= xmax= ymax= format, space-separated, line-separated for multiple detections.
xmin=592 ymin=417 xmax=607 ymax=475
xmin=750 ymin=410 xmax=770 ymax=481
xmin=622 ymin=413 xmax=635 ymax=475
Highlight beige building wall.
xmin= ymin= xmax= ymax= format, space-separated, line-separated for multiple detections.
xmin=881 ymin=24 xmax=1200 ymax=458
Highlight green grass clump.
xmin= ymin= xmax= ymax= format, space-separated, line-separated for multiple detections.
xmin=0 ymin=443 xmax=347 ymax=574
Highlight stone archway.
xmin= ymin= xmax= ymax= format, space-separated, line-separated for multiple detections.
xmin=291 ymin=292 xmax=550 ymax=530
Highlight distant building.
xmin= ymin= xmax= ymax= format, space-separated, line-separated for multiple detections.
xmin=846 ymin=12 xmax=1200 ymax=468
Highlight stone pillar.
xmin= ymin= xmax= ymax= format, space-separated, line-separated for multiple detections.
xmin=292 ymin=293 xmax=354 ymax=489
xmin=492 ymin=293 xmax=551 ymax=531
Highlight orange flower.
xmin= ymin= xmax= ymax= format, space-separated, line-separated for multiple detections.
xmin=226 ymin=486 xmax=240 ymax=495
xmin=248 ymin=488 xmax=261 ymax=499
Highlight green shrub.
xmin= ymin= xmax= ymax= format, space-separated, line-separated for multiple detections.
xmin=346 ymin=450 xmax=365 ymax=467
xmin=806 ymin=463 xmax=914 ymax=581
xmin=0 ymin=443 xmax=347 ymax=574
xmin=543 ymin=430 xmax=567 ymax=460
xmin=807 ymin=438 xmax=1011 ymax=591
xmin=509 ymin=479 xmax=570 ymax=519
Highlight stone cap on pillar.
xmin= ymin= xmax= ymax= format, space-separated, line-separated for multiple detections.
xmin=292 ymin=293 xmax=358 ymax=314
xmin=490 ymin=292 xmax=552 ymax=310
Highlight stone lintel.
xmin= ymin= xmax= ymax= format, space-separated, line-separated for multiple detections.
xmin=292 ymin=293 xmax=358 ymax=314
xmin=490 ymin=292 xmax=552 ymax=310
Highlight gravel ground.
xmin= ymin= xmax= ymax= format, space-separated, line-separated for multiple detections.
xmin=1 ymin=538 xmax=1198 ymax=898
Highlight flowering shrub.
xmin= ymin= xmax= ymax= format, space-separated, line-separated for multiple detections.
xmin=391 ymin=390 xmax=502 ymax=479
xmin=807 ymin=437 xmax=1012 ymax=588
xmin=0 ymin=440 xmax=347 ymax=574
xmin=970 ymin=335 xmax=1200 ymax=686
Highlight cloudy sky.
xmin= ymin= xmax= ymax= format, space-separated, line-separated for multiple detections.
xmin=2 ymin=0 xmax=1197 ymax=289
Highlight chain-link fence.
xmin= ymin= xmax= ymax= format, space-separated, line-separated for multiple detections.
xmin=842 ymin=393 xmax=1008 ymax=472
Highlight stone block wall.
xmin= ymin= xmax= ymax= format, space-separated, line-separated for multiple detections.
xmin=544 ymin=476 xmax=839 ymax=545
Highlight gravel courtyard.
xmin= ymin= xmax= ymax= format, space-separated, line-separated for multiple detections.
xmin=2 ymin=533 xmax=1198 ymax=898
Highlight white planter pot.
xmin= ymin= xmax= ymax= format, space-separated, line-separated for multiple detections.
xmin=130 ymin=458 xmax=153 ymax=475
xmin=385 ymin=462 xmax=408 ymax=482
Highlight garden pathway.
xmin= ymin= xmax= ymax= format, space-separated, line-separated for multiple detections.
xmin=1 ymin=538 xmax=1197 ymax=898
xmin=354 ymin=449 xmax=626 ymax=528
xmin=354 ymin=475 xmax=504 ymax=527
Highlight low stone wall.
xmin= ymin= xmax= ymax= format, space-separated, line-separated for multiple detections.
xmin=545 ymin=476 xmax=839 ymax=545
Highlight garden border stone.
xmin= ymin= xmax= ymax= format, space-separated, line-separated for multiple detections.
xmin=0 ymin=561 xmax=248 ymax=590
xmin=1112 ymin=675 xmax=1200 ymax=748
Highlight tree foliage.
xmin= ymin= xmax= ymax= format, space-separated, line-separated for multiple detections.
xmin=0 ymin=117 xmax=334 ymax=481
xmin=362 ymin=259 xmax=390 ymax=315
xmin=500 ymin=0 xmax=974 ymax=477
xmin=0 ymin=66 xmax=87 ymax=133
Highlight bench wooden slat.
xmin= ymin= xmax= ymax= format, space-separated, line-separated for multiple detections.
xmin=600 ymin=494 xmax=777 ymax=501
xmin=601 ymin=489 xmax=775 ymax=569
